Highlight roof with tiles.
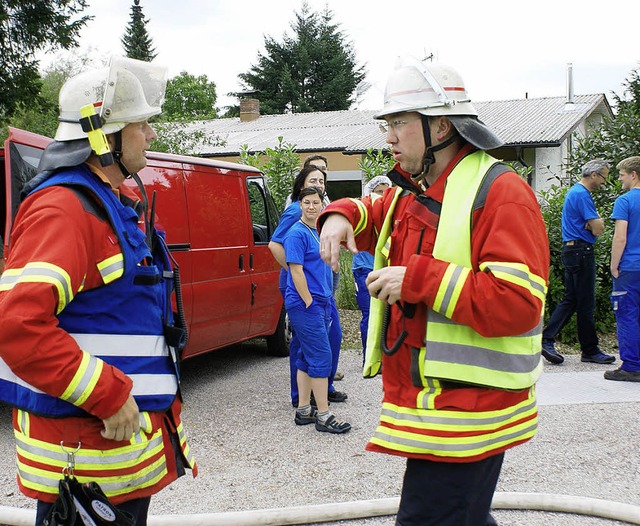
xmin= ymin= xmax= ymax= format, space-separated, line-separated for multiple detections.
xmin=189 ymin=94 xmax=611 ymax=156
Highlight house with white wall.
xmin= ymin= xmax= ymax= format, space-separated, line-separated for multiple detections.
xmin=187 ymin=92 xmax=613 ymax=200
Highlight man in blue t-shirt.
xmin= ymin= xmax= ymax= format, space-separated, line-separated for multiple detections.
xmin=606 ymin=156 xmax=640 ymax=381
xmin=542 ymin=159 xmax=616 ymax=365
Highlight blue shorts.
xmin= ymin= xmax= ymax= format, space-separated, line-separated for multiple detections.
xmin=286 ymin=296 xmax=332 ymax=378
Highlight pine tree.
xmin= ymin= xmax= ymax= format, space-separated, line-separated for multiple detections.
xmin=238 ymin=2 xmax=366 ymax=114
xmin=0 ymin=0 xmax=91 ymax=119
xmin=121 ymin=0 xmax=156 ymax=62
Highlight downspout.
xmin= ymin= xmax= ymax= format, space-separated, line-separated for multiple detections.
xmin=515 ymin=146 xmax=532 ymax=187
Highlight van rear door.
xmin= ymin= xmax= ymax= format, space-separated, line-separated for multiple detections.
xmin=181 ymin=162 xmax=252 ymax=354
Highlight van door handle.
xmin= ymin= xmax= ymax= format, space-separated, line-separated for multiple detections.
xmin=249 ymin=253 xmax=254 ymax=270
xmin=239 ymin=254 xmax=244 ymax=272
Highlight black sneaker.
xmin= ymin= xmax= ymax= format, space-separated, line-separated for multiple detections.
xmin=604 ymin=368 xmax=640 ymax=382
xmin=541 ymin=339 xmax=564 ymax=364
xmin=328 ymin=390 xmax=348 ymax=403
xmin=315 ymin=415 xmax=351 ymax=434
xmin=294 ymin=408 xmax=317 ymax=425
xmin=581 ymin=351 xmax=615 ymax=364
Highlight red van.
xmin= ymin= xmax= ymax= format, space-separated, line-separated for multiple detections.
xmin=1 ymin=127 xmax=289 ymax=359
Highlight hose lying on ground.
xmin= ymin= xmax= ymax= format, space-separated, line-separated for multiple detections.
xmin=2 ymin=492 xmax=640 ymax=526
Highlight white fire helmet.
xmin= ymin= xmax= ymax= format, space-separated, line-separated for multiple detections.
xmin=375 ymin=58 xmax=503 ymax=150
xmin=55 ymin=55 xmax=168 ymax=142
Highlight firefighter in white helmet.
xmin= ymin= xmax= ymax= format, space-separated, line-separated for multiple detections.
xmin=0 ymin=56 xmax=197 ymax=525
xmin=318 ymin=59 xmax=549 ymax=526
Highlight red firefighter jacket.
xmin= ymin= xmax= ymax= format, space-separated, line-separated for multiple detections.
xmin=318 ymin=144 xmax=549 ymax=462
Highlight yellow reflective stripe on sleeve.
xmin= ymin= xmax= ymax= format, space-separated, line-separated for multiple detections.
xmin=432 ymin=263 xmax=470 ymax=318
xmin=480 ymin=261 xmax=547 ymax=303
xmin=59 ymin=352 xmax=104 ymax=406
xmin=0 ymin=262 xmax=73 ymax=313
xmin=97 ymin=253 xmax=124 ymax=284
xmin=416 ymin=377 xmax=442 ymax=410
xmin=349 ymin=198 xmax=368 ymax=236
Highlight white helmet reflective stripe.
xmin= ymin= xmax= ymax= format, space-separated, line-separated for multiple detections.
xmin=55 ymin=56 xmax=168 ymax=142
xmin=374 ymin=60 xmax=477 ymax=119
xmin=375 ymin=58 xmax=503 ymax=150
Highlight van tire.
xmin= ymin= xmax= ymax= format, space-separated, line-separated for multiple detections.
xmin=266 ymin=307 xmax=291 ymax=357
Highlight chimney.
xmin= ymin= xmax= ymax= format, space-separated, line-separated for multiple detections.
xmin=240 ymin=98 xmax=260 ymax=122
xmin=565 ymin=62 xmax=575 ymax=110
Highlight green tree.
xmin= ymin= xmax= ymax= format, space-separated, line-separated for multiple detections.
xmin=163 ymin=72 xmax=217 ymax=121
xmin=0 ymin=0 xmax=91 ymax=120
xmin=239 ymin=138 xmax=300 ymax=212
xmin=121 ymin=0 xmax=156 ymax=61
xmin=0 ymin=52 xmax=100 ymax=142
xmin=539 ymin=65 xmax=640 ymax=343
xmin=238 ymin=2 xmax=366 ymax=114
xmin=151 ymin=121 xmax=225 ymax=155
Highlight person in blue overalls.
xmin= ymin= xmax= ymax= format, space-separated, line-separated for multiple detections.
xmin=284 ymin=187 xmax=351 ymax=434
xmin=352 ymin=175 xmax=392 ymax=364
xmin=269 ymin=166 xmax=347 ymax=407
xmin=606 ymin=156 xmax=640 ymax=382
xmin=541 ymin=159 xmax=616 ymax=365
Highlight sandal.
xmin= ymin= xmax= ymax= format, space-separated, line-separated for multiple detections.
xmin=294 ymin=408 xmax=317 ymax=426
xmin=315 ymin=415 xmax=351 ymax=434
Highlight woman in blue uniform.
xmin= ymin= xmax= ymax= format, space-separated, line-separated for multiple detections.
xmin=284 ymin=187 xmax=351 ymax=434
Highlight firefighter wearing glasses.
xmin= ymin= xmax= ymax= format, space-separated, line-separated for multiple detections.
xmin=0 ymin=56 xmax=196 ymax=524
xmin=318 ymin=59 xmax=549 ymax=526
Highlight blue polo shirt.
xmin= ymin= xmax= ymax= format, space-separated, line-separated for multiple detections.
xmin=271 ymin=201 xmax=303 ymax=291
xmin=352 ymin=251 xmax=374 ymax=272
xmin=611 ymin=188 xmax=640 ymax=270
xmin=561 ymin=183 xmax=599 ymax=244
xmin=283 ymin=220 xmax=332 ymax=304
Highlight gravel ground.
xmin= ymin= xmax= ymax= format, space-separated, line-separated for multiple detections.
xmin=1 ymin=310 xmax=638 ymax=525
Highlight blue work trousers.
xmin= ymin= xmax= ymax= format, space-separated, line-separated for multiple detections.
xmin=353 ymin=268 xmax=372 ymax=361
xmin=287 ymin=297 xmax=333 ymax=378
xmin=612 ymin=270 xmax=640 ymax=372
xmin=285 ymin=289 xmax=342 ymax=405
xmin=543 ymin=241 xmax=599 ymax=354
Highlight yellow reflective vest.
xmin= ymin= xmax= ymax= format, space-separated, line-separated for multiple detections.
xmin=365 ymin=151 xmax=544 ymax=390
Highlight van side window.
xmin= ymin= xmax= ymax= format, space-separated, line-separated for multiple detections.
xmin=247 ymin=177 xmax=277 ymax=244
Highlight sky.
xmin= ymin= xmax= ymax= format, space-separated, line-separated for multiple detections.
xmin=38 ymin=0 xmax=639 ymax=113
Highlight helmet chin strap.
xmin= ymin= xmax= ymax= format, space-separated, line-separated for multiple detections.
xmin=412 ymin=115 xmax=458 ymax=183
xmin=110 ymin=130 xmax=153 ymax=248
xmin=111 ymin=130 xmax=134 ymax=180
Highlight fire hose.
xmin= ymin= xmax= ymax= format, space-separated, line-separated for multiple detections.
xmin=2 ymin=492 xmax=640 ymax=526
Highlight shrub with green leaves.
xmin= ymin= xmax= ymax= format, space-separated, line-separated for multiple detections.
xmin=539 ymin=178 xmax=618 ymax=344
xmin=358 ymin=148 xmax=395 ymax=183
xmin=239 ymin=137 xmax=300 ymax=213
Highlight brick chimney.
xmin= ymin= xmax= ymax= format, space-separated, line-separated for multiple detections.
xmin=240 ymin=98 xmax=260 ymax=122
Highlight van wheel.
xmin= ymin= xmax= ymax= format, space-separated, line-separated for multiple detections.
xmin=266 ymin=307 xmax=291 ymax=357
